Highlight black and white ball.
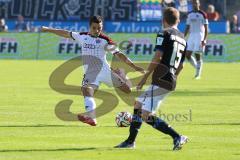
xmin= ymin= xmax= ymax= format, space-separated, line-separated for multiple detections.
xmin=115 ymin=112 xmax=132 ymax=127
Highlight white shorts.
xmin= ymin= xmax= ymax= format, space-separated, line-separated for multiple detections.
xmin=82 ymin=67 xmax=124 ymax=87
xmin=187 ymin=35 xmax=205 ymax=53
xmin=137 ymin=85 xmax=170 ymax=113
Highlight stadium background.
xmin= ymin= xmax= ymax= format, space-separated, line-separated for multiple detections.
xmin=0 ymin=0 xmax=240 ymax=62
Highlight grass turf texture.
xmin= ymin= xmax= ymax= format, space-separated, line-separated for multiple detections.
xmin=0 ymin=60 xmax=239 ymax=160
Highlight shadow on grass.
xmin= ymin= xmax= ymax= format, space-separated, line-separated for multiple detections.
xmin=173 ymin=88 xmax=240 ymax=97
xmin=0 ymin=147 xmax=96 ymax=153
xmin=0 ymin=147 xmax=173 ymax=153
xmin=193 ymin=122 xmax=240 ymax=126
xmin=0 ymin=124 xmax=116 ymax=128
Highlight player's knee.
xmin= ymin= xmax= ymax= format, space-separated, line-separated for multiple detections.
xmin=142 ymin=110 xmax=151 ymax=122
xmin=82 ymin=86 xmax=94 ymax=96
xmin=186 ymin=53 xmax=192 ymax=59
xmin=134 ymin=101 xmax=142 ymax=109
xmin=195 ymin=53 xmax=201 ymax=60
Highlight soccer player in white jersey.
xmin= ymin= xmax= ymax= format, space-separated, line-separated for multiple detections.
xmin=184 ymin=0 xmax=208 ymax=79
xmin=41 ymin=16 xmax=145 ymax=126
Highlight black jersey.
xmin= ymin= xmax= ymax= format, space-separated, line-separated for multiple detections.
xmin=152 ymin=28 xmax=187 ymax=91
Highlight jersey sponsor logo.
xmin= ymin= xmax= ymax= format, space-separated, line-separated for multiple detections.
xmin=190 ymin=19 xmax=197 ymax=22
xmin=96 ymin=39 xmax=101 ymax=44
xmin=83 ymin=43 xmax=99 ymax=49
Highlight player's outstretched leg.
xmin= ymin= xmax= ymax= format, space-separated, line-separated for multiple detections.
xmin=77 ymin=114 xmax=97 ymax=126
xmin=78 ymin=85 xmax=98 ymax=126
xmin=112 ymin=68 xmax=132 ymax=94
xmin=115 ymin=102 xmax=142 ymax=148
xmin=143 ymin=112 xmax=188 ymax=150
xmin=173 ymin=135 xmax=189 ymax=150
xmin=195 ymin=53 xmax=203 ymax=79
xmin=186 ymin=51 xmax=197 ymax=69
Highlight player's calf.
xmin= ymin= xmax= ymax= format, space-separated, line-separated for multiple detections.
xmin=80 ymin=85 xmax=98 ymax=126
xmin=113 ymin=68 xmax=132 ymax=94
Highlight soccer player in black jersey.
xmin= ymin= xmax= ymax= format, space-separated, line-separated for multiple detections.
xmin=115 ymin=7 xmax=188 ymax=151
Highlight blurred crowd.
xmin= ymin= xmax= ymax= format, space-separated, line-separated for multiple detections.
xmin=0 ymin=14 xmax=36 ymax=33
xmin=206 ymin=4 xmax=219 ymax=21
xmin=162 ymin=0 xmax=240 ymax=33
xmin=0 ymin=18 xmax=8 ymax=32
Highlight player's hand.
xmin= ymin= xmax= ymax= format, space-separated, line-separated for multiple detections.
xmin=134 ymin=66 xmax=146 ymax=74
xmin=201 ymin=40 xmax=206 ymax=47
xmin=136 ymin=78 xmax=146 ymax=91
xmin=41 ymin=26 xmax=49 ymax=32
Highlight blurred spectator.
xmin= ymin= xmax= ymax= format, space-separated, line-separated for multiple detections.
xmin=236 ymin=10 xmax=240 ymax=25
xmin=206 ymin=4 xmax=220 ymax=21
xmin=176 ymin=0 xmax=192 ymax=20
xmin=229 ymin=14 xmax=239 ymax=33
xmin=15 ymin=15 xmax=30 ymax=32
xmin=161 ymin=0 xmax=176 ymax=8
xmin=0 ymin=18 xmax=8 ymax=32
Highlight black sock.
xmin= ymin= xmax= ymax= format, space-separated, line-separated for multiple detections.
xmin=146 ymin=115 xmax=180 ymax=139
xmin=126 ymin=109 xmax=142 ymax=144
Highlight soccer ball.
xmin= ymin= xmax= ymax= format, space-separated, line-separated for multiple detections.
xmin=115 ymin=112 xmax=132 ymax=127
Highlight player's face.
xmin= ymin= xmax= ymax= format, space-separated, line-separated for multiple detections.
xmin=192 ymin=0 xmax=200 ymax=10
xmin=90 ymin=22 xmax=103 ymax=37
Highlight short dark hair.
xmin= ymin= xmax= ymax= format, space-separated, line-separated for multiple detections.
xmin=89 ymin=15 xmax=103 ymax=25
xmin=163 ymin=7 xmax=179 ymax=26
xmin=192 ymin=0 xmax=200 ymax=3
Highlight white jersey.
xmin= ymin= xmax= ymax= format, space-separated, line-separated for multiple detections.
xmin=186 ymin=10 xmax=208 ymax=40
xmin=70 ymin=32 xmax=119 ymax=73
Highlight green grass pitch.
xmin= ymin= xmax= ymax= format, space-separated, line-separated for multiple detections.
xmin=0 ymin=60 xmax=239 ymax=160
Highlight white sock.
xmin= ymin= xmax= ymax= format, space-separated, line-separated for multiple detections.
xmin=189 ymin=56 xmax=197 ymax=69
xmin=84 ymin=96 xmax=96 ymax=120
xmin=196 ymin=60 xmax=203 ymax=77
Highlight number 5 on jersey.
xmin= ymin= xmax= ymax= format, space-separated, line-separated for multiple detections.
xmin=170 ymin=42 xmax=185 ymax=69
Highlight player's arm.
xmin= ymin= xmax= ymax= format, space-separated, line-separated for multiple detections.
xmin=175 ymin=63 xmax=184 ymax=76
xmin=114 ymin=53 xmax=145 ymax=74
xmin=184 ymin=14 xmax=190 ymax=38
xmin=136 ymin=51 xmax=162 ymax=90
xmin=184 ymin=25 xmax=190 ymax=38
xmin=202 ymin=24 xmax=208 ymax=46
xmin=41 ymin=26 xmax=71 ymax=38
xmin=202 ymin=12 xmax=209 ymax=46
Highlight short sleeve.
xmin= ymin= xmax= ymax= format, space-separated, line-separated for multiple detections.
xmin=99 ymin=33 xmax=119 ymax=54
xmin=70 ymin=32 xmax=84 ymax=42
xmin=99 ymin=33 xmax=116 ymax=45
xmin=154 ymin=32 xmax=167 ymax=53
xmin=203 ymin=18 xmax=209 ymax=25
xmin=105 ymin=44 xmax=120 ymax=55
xmin=200 ymin=11 xmax=209 ymax=25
